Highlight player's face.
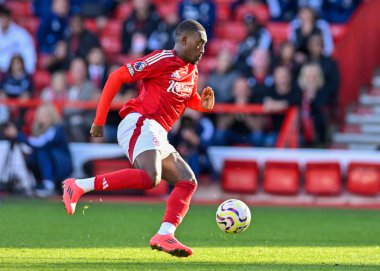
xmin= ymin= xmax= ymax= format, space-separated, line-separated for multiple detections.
xmin=187 ymin=30 xmax=207 ymax=65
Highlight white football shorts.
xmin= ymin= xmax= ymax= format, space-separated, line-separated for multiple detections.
xmin=117 ymin=112 xmax=176 ymax=164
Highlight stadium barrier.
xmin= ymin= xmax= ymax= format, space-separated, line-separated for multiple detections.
xmin=0 ymin=98 xmax=299 ymax=148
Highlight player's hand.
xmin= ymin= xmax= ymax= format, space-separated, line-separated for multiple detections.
xmin=90 ymin=123 xmax=104 ymax=137
xmin=201 ymin=86 xmax=214 ymax=110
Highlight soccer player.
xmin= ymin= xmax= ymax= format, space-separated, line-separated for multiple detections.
xmin=62 ymin=19 xmax=214 ymax=257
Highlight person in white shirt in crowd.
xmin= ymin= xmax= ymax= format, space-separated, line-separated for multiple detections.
xmin=289 ymin=6 xmax=334 ymax=59
xmin=0 ymin=6 xmax=36 ymax=74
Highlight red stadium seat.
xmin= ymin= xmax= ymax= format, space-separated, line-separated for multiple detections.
xmin=347 ymin=162 xmax=380 ymax=195
xmin=267 ymin=23 xmax=290 ymax=44
xmin=157 ymin=3 xmax=178 ymax=18
xmin=15 ymin=16 xmax=40 ymax=36
xmin=37 ymin=54 xmax=53 ymax=70
xmin=305 ymin=162 xmax=341 ymax=195
xmin=5 ymin=1 xmax=32 ymax=17
xmin=92 ymin=159 xmax=132 ymax=176
xmin=84 ymin=19 xmax=97 ymax=33
xmin=145 ymin=181 xmax=169 ymax=197
xmin=100 ymin=35 xmax=121 ymax=54
xmin=102 ymin=19 xmax=122 ymax=36
xmin=108 ymin=54 xmax=134 ymax=65
xmin=221 ymin=160 xmax=258 ymax=194
xmin=33 ymin=70 xmax=51 ymax=94
xmin=216 ymin=4 xmax=230 ymax=21
xmin=263 ymin=161 xmax=300 ymax=195
xmin=206 ymin=39 xmax=238 ymax=56
xmin=213 ymin=0 xmax=234 ymax=4
xmin=114 ymin=2 xmax=133 ymax=20
xmin=215 ymin=22 xmax=247 ymax=42
xmin=235 ymin=4 xmax=270 ymax=24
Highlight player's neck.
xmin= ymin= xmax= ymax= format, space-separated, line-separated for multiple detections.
xmin=173 ymin=47 xmax=189 ymax=64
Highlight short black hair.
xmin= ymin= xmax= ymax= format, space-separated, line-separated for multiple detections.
xmin=175 ymin=19 xmax=205 ymax=40
xmin=0 ymin=5 xmax=11 ymax=17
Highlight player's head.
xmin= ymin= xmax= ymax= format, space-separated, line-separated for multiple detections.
xmin=174 ymin=19 xmax=207 ymax=65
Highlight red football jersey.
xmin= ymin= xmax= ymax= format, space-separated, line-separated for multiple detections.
xmin=94 ymin=49 xmax=207 ymax=131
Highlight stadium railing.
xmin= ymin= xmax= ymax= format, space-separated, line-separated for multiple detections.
xmin=0 ymin=98 xmax=299 ymax=148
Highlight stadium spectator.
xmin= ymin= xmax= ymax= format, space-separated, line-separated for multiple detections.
xmin=323 ymin=0 xmax=361 ymax=23
xmin=33 ymin=0 xmax=54 ymax=19
xmin=170 ymin=109 xmax=214 ymax=177
xmin=121 ymin=0 xmax=161 ymax=56
xmin=267 ymin=0 xmax=325 ymax=21
xmin=66 ymin=14 xmax=100 ymax=60
xmin=45 ymin=41 xmax=71 ymax=73
xmin=214 ymin=77 xmax=264 ymax=146
xmin=147 ymin=13 xmax=179 ymax=52
xmin=0 ymin=55 xmax=33 ymax=129
xmin=0 ymin=6 xmax=36 ymax=74
xmin=230 ymin=0 xmax=267 ymax=19
xmin=206 ymin=49 xmax=240 ymax=103
xmin=263 ymin=65 xmax=301 ymax=146
xmin=41 ymin=71 xmax=68 ymax=102
xmin=37 ymin=0 xmax=70 ymax=54
xmin=266 ymin=0 xmax=298 ymax=21
xmin=3 ymin=103 xmax=73 ymax=198
xmin=71 ymin=0 xmax=116 ymax=18
xmin=307 ymin=34 xmax=339 ymax=105
xmin=0 ymin=55 xmax=32 ymax=99
xmin=64 ymin=58 xmax=99 ymax=142
xmin=297 ymin=62 xmax=329 ymax=146
xmin=178 ymin=0 xmax=216 ymax=38
xmin=87 ymin=47 xmax=109 ymax=89
xmin=34 ymin=0 xmax=116 ymax=18
xmin=274 ymin=41 xmax=301 ymax=80
xmin=289 ymin=7 xmax=334 ymax=57
xmin=244 ymin=48 xmax=274 ymax=102
xmin=235 ymin=14 xmax=272 ymax=70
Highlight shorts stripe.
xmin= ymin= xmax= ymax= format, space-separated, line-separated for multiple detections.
xmin=128 ymin=116 xmax=146 ymax=162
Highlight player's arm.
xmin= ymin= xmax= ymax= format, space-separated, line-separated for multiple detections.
xmin=187 ymin=86 xmax=215 ymax=112
xmin=91 ymin=66 xmax=133 ymax=137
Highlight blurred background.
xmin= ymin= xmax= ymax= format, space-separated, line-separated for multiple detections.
xmin=0 ymin=0 xmax=379 ymax=207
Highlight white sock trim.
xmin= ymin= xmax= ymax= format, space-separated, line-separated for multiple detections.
xmin=75 ymin=177 xmax=95 ymax=193
xmin=157 ymin=222 xmax=176 ymax=235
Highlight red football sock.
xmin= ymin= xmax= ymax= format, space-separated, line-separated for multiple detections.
xmin=163 ymin=181 xmax=197 ymax=227
xmin=94 ymin=168 xmax=153 ymax=191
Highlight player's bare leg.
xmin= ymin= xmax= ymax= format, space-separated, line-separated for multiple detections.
xmin=62 ymin=150 xmax=159 ymax=215
xmin=150 ymin=152 xmax=197 ymax=257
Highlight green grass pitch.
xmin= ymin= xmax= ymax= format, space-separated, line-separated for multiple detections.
xmin=0 ymin=199 xmax=379 ymax=271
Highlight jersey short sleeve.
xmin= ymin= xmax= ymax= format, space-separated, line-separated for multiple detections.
xmin=124 ymin=50 xmax=174 ymax=82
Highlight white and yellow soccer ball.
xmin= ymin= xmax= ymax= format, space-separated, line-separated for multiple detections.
xmin=216 ymin=199 xmax=251 ymax=234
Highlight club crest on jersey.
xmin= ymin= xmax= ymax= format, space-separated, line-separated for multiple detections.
xmin=134 ymin=61 xmax=147 ymax=72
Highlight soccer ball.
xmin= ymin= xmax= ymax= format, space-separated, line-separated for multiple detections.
xmin=216 ymin=199 xmax=251 ymax=234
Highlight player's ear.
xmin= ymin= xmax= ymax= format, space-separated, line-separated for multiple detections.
xmin=181 ymin=35 xmax=187 ymax=46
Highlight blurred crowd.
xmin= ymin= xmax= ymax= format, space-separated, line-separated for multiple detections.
xmin=0 ymin=0 xmax=361 ymax=189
